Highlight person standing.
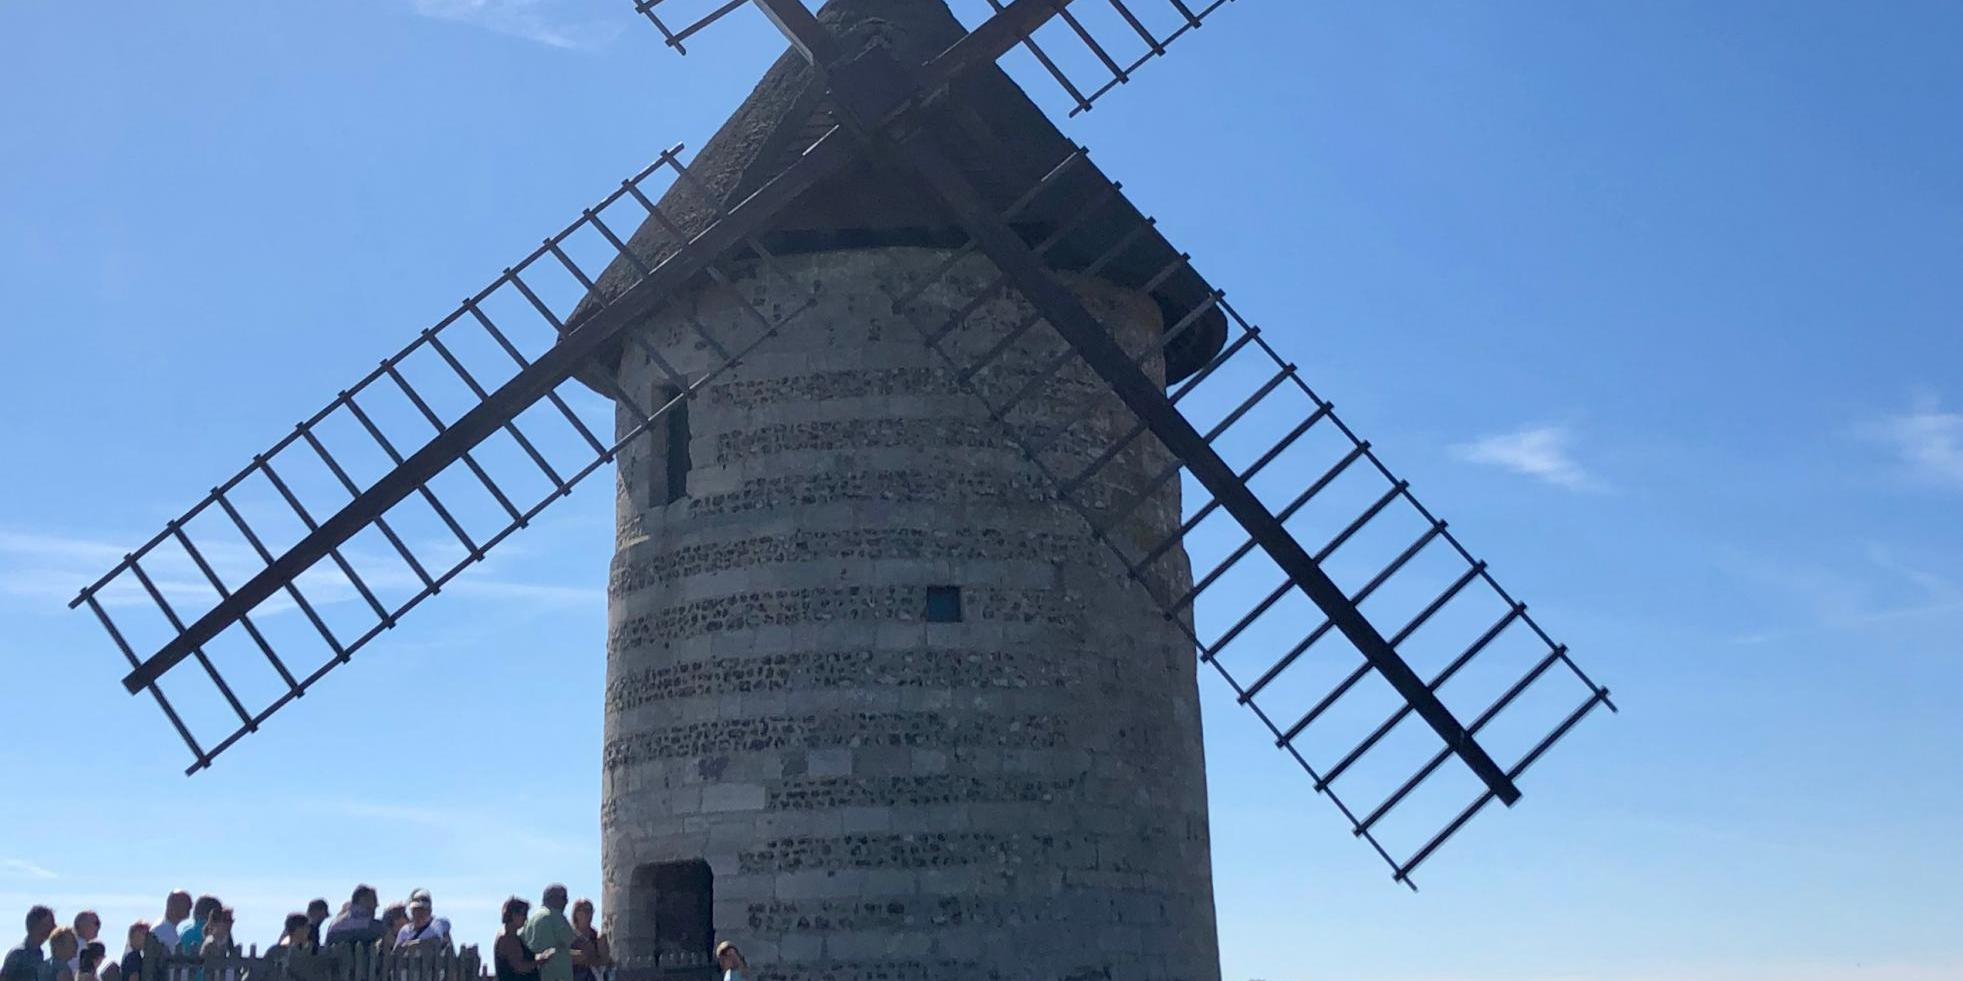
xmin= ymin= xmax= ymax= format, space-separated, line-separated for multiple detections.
xmin=518 ymin=888 xmax=573 ymax=981
xmin=493 ymin=901 xmax=550 ymax=981
xmin=3 ymin=907 xmax=56 ymax=981
xmin=394 ymin=896 xmax=449 ymax=953
xmin=151 ymin=894 xmax=190 ymax=955
xmin=116 ymin=923 xmax=149 ymax=981
xmin=375 ymin=907 xmax=406 ymax=955
xmin=39 ymin=928 xmax=77 ymax=981
xmin=712 ymin=942 xmax=749 ymax=981
xmin=270 ymin=913 xmax=329 ymax=981
xmin=74 ymin=947 xmax=103 ymax=981
xmin=197 ymin=911 xmax=234 ymax=962
xmin=566 ymin=902 xmax=607 ymax=981
xmin=323 ymin=887 xmax=383 ymax=947
xmin=65 ymin=915 xmax=100 ymax=978
xmin=302 ymin=903 xmax=329 ymax=950
xmin=197 ymin=911 xmax=237 ymax=981
xmin=178 ymin=897 xmax=220 ymax=958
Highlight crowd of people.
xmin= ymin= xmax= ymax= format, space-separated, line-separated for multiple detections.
xmin=0 ymin=886 xmax=720 ymax=981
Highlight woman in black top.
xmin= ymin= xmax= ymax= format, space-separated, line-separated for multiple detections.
xmin=494 ymin=899 xmax=553 ymax=981
xmin=118 ymin=923 xmax=150 ymax=981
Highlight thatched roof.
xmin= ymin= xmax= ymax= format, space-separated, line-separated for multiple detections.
xmin=578 ymin=0 xmax=1226 ymax=384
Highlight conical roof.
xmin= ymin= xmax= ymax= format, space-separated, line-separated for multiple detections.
xmin=579 ymin=0 xmax=1226 ymax=383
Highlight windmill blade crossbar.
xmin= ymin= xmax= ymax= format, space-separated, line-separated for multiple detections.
xmin=70 ymin=134 xmax=853 ymax=774
xmin=632 ymin=0 xmax=1237 ymax=116
xmin=876 ymin=120 xmax=1614 ymax=886
xmin=965 ymin=0 xmax=1239 ymax=115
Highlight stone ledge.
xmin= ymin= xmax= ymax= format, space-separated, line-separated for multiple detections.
xmin=608 ymin=585 xmax=1086 ymax=649
xmin=600 ymin=711 xmax=1063 ymax=770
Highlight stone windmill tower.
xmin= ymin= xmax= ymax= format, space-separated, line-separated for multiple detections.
xmin=595 ymin=6 xmax=1219 ymax=974
xmin=70 ymin=2 xmax=1616 ymax=978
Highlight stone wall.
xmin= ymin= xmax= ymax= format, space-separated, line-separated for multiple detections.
xmin=600 ymin=248 xmax=1219 ymax=981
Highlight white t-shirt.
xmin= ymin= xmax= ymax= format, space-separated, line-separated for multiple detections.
xmin=151 ymin=923 xmax=180 ymax=951
xmin=395 ymin=919 xmax=450 ymax=946
xmin=68 ymin=936 xmax=103 ymax=976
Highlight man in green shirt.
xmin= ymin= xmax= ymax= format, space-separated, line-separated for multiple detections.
xmin=519 ymin=886 xmax=575 ymax=981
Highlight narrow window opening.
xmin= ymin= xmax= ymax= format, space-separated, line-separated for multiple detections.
xmin=925 ymin=585 xmax=963 ymax=623
xmin=649 ymin=385 xmax=691 ymax=506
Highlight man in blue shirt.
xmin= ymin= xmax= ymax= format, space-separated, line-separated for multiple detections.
xmin=2 ymin=907 xmax=56 ymax=981
xmin=177 ymin=897 xmax=220 ymax=957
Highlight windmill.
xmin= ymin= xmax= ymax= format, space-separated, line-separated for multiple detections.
xmin=71 ymin=0 xmax=1616 ymax=976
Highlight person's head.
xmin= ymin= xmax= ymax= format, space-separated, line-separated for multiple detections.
xmin=569 ymin=900 xmax=594 ymax=933
xmin=49 ymin=927 xmax=79 ymax=962
xmin=305 ymin=900 xmax=329 ymax=927
xmin=349 ymin=885 xmax=378 ymax=914
xmin=73 ymin=911 xmax=100 ymax=942
xmin=165 ymin=892 xmax=192 ymax=924
xmin=499 ymin=899 xmax=529 ymax=932
xmin=191 ymin=896 xmax=221 ymax=926
xmin=408 ymin=900 xmax=432 ymax=930
xmin=282 ymin=914 xmax=310 ymax=945
xmin=540 ymin=885 xmax=568 ymax=914
xmin=380 ymin=905 xmax=408 ymax=935
xmin=714 ymin=942 xmax=745 ymax=971
xmin=25 ymin=906 xmax=57 ymax=945
xmin=80 ymin=943 xmax=106 ymax=975
xmin=126 ymin=922 xmax=150 ymax=953
xmin=209 ymin=908 xmax=235 ymax=940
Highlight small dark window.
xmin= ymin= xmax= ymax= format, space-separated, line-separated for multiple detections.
xmin=925 ymin=585 xmax=963 ymax=623
xmin=650 ymin=386 xmax=691 ymax=506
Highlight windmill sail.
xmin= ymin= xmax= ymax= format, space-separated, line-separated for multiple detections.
xmin=711 ymin=1 xmax=1616 ymax=886
xmin=71 ymin=132 xmax=858 ymax=773
xmin=632 ymin=0 xmax=1237 ymax=115
xmin=875 ymin=126 xmax=1614 ymax=884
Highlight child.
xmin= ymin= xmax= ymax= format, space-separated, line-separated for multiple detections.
xmin=712 ymin=942 xmax=749 ymax=981
xmin=75 ymin=946 xmax=104 ymax=981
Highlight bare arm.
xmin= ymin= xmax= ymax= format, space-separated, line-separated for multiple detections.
xmin=497 ymin=937 xmax=552 ymax=973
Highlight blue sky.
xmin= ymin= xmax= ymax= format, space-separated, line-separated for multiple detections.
xmin=3 ymin=2 xmax=1962 ymax=979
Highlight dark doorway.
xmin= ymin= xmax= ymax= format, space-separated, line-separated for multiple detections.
xmin=633 ymin=859 xmax=714 ymax=967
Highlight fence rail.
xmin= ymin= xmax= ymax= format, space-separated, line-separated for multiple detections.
xmin=141 ymin=945 xmax=484 ymax=981
xmin=139 ymin=948 xmax=714 ymax=981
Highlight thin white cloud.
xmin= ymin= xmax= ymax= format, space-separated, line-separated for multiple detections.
xmin=326 ymin=799 xmax=585 ymax=860
xmin=1452 ymin=424 xmax=1603 ymax=491
xmin=1868 ymin=395 xmax=1963 ymax=490
xmin=410 ymin=0 xmax=623 ymax=50
xmin=0 ymin=858 xmax=58 ymax=881
xmin=0 ymin=530 xmax=125 ymax=565
xmin=1721 ymin=543 xmax=1963 ymax=646
xmin=0 ymin=528 xmax=594 ymax=615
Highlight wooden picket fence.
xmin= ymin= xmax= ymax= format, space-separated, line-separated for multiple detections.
xmin=142 ymin=948 xmax=716 ymax=981
xmin=144 ymin=945 xmax=484 ymax=981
